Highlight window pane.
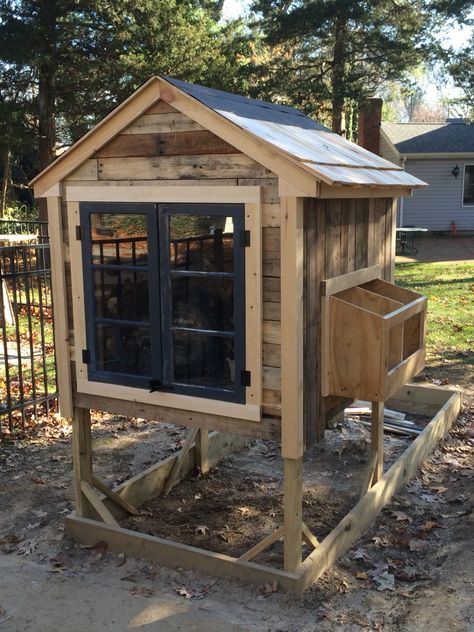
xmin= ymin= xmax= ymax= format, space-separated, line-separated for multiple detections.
xmin=93 ymin=269 xmax=149 ymax=321
xmin=95 ymin=324 xmax=151 ymax=376
xmin=173 ymin=331 xmax=234 ymax=390
xmin=169 ymin=215 xmax=234 ymax=272
xmin=171 ymin=276 xmax=234 ymax=331
xmin=464 ymin=166 xmax=474 ymax=205
xmin=90 ymin=213 xmax=148 ymax=265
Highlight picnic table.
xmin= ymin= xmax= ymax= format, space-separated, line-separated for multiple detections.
xmin=396 ymin=227 xmax=429 ymax=256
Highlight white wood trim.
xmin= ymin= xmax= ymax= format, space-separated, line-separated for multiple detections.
xmin=66 ymin=184 xmax=261 ymax=203
xmin=47 ymin=197 xmax=73 ymax=418
xmin=76 ymin=379 xmax=261 ymax=421
xmin=67 ymin=192 xmax=263 ymax=423
xmin=244 ymin=199 xmax=262 ymax=407
xmin=280 ymin=197 xmax=304 ymax=458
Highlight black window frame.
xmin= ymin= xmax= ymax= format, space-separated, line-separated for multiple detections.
xmin=463 ymin=164 xmax=474 ymax=206
xmin=80 ymin=201 xmax=246 ymax=404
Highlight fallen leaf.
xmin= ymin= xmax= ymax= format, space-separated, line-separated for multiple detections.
xmin=373 ymin=571 xmax=395 ymax=591
xmin=175 ymin=586 xmax=193 ymax=599
xmin=129 ymin=586 xmax=154 ymax=597
xmin=430 ymin=486 xmax=448 ymax=494
xmin=52 ymin=552 xmax=73 ymax=569
xmin=408 ymin=539 xmax=428 ymax=552
xmin=350 ymin=612 xmax=371 ymax=627
xmin=120 ymin=574 xmax=137 ymax=583
xmin=392 ymin=510 xmax=412 ymax=523
xmin=259 ymin=580 xmax=278 ymax=595
xmin=419 ymin=520 xmax=438 ymax=531
xmin=356 ymin=571 xmax=369 ymax=580
xmin=352 ymin=547 xmax=371 ymax=562
xmin=17 ymin=540 xmax=38 ymax=556
xmin=194 ymin=525 xmax=209 ymax=536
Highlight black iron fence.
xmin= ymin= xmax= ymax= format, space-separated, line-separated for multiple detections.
xmin=0 ymin=236 xmax=57 ymax=435
xmin=0 ymin=218 xmax=49 ymax=243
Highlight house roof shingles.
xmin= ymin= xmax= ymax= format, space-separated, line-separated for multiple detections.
xmin=382 ymin=120 xmax=474 ymax=154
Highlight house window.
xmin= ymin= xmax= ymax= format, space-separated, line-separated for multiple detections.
xmin=81 ymin=202 xmax=246 ymax=403
xmin=463 ymin=165 xmax=474 ymax=205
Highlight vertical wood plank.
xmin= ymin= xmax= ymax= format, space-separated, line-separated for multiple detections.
xmin=72 ymin=406 xmax=95 ymax=518
xmin=347 ymin=199 xmax=356 ymax=272
xmin=47 ymin=196 xmax=73 ymax=418
xmin=196 ymin=429 xmax=210 ymax=475
xmin=283 ymin=457 xmax=303 ymax=571
xmin=281 ymin=197 xmax=304 ymax=458
xmin=389 ymin=198 xmax=397 ymax=282
xmin=315 ymin=200 xmax=327 ymax=440
xmin=371 ymin=401 xmax=384 ymax=483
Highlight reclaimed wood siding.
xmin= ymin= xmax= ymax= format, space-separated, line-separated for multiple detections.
xmin=62 ymin=101 xmax=281 ymax=420
xmin=304 ymin=197 xmax=396 ymax=447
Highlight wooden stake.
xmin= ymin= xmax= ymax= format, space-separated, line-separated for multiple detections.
xmin=360 ymin=450 xmax=378 ymax=499
xmin=302 ymin=523 xmax=319 ymax=549
xmin=283 ymin=457 xmax=303 ymax=572
xmin=371 ymin=401 xmax=384 ymax=484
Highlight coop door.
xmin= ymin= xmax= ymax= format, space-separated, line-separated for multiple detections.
xmin=80 ymin=202 xmax=246 ymax=403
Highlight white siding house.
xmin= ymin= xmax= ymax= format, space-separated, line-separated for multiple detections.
xmin=380 ymin=121 xmax=474 ymax=232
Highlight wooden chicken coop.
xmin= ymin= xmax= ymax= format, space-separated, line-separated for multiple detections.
xmin=31 ymin=76 xmax=461 ymax=592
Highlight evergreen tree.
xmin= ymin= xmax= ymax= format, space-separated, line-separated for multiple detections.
xmin=250 ymin=0 xmax=437 ymax=133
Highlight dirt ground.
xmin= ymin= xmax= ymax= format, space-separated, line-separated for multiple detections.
xmin=0 ymin=376 xmax=473 ymax=631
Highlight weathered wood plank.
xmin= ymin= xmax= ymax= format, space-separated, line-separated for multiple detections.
xmin=123 ymin=112 xmax=204 ymax=134
xmin=98 ymin=155 xmax=272 ymax=181
xmin=96 ymin=131 xmax=239 ymax=158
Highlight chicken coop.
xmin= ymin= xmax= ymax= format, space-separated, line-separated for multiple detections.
xmin=31 ymin=76 xmax=461 ymax=592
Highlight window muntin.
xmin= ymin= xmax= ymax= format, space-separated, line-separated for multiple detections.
xmin=463 ymin=165 xmax=474 ymax=205
xmin=81 ymin=202 xmax=245 ymax=403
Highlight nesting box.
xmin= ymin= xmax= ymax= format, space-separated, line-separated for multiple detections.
xmin=31 ymin=77 xmax=461 ymax=592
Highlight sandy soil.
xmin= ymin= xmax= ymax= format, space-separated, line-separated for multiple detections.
xmin=0 ymin=383 xmax=473 ymax=632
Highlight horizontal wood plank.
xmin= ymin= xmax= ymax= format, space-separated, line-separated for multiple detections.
xmin=98 ymin=155 xmax=272 ymax=181
xmin=96 ymin=131 xmax=240 ymax=159
xmin=123 ymin=112 xmax=204 ymax=134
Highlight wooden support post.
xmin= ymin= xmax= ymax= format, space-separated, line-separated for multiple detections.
xmin=371 ymin=401 xmax=384 ymax=484
xmin=72 ymin=407 xmax=95 ymax=519
xmin=280 ymin=197 xmax=304 ymax=458
xmin=283 ymin=457 xmax=303 ymax=572
xmin=196 ymin=428 xmax=210 ymax=475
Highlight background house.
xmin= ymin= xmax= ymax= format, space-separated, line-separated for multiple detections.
xmin=359 ymin=100 xmax=474 ymax=232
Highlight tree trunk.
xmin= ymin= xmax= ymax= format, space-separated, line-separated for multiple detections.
xmin=37 ymin=0 xmax=58 ymax=220
xmin=1 ymin=147 xmax=11 ymax=217
xmin=331 ymin=14 xmax=347 ymax=134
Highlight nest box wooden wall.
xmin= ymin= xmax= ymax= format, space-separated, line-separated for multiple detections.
xmin=32 ymin=76 xmax=427 ymax=458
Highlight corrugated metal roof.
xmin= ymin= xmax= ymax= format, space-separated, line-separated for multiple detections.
xmin=167 ymin=76 xmax=425 ymax=188
xmin=382 ymin=121 xmax=474 ymax=154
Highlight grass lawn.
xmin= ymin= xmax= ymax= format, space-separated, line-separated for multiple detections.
xmin=396 ymin=261 xmax=474 ymax=387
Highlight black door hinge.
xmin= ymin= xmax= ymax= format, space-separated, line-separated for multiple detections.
xmin=76 ymin=225 xmax=82 ymax=241
xmin=240 ymin=229 xmax=250 ymax=248
xmin=241 ymin=370 xmax=251 ymax=387
xmin=82 ymin=349 xmax=90 ymax=364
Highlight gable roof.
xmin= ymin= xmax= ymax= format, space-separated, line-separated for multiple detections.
xmin=31 ymin=76 xmax=426 ymax=197
xmin=382 ymin=120 xmax=474 ymax=154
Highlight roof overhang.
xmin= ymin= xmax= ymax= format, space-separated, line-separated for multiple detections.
xmin=31 ymin=76 xmax=426 ymax=198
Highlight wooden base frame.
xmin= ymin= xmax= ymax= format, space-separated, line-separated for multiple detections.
xmin=65 ymin=384 xmax=461 ymax=594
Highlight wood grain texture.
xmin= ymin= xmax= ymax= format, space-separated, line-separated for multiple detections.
xmin=96 ymin=131 xmax=239 ymax=158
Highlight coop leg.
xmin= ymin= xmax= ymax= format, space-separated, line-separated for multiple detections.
xmin=283 ymin=457 xmax=303 ymax=572
xmin=196 ymin=428 xmax=210 ymax=475
xmin=371 ymin=401 xmax=384 ymax=484
xmin=72 ymin=406 xmax=95 ymax=519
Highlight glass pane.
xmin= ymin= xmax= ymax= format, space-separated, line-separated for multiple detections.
xmin=90 ymin=213 xmax=148 ymax=265
xmin=93 ymin=269 xmax=149 ymax=321
xmin=169 ymin=215 xmax=234 ymax=272
xmin=172 ymin=276 xmax=234 ymax=331
xmin=172 ymin=331 xmax=234 ymax=389
xmin=464 ymin=165 xmax=474 ymax=204
xmin=95 ymin=324 xmax=151 ymax=376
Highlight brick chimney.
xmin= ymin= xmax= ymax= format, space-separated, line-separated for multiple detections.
xmin=358 ymin=98 xmax=383 ymax=155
